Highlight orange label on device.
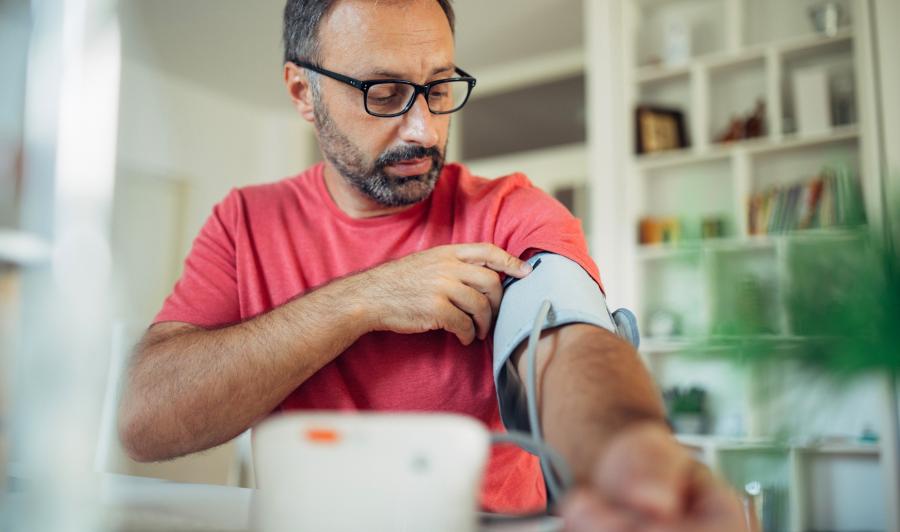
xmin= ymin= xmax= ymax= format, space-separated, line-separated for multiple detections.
xmin=305 ymin=428 xmax=340 ymax=444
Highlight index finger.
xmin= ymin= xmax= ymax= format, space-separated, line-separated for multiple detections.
xmin=452 ymin=243 xmax=533 ymax=278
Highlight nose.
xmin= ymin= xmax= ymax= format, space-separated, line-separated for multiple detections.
xmin=397 ymin=93 xmax=440 ymax=148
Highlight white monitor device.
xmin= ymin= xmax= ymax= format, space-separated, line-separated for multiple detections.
xmin=252 ymin=412 xmax=490 ymax=532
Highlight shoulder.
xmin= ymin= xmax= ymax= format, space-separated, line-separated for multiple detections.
xmin=236 ymin=165 xmax=318 ymax=205
xmin=446 ymin=162 xmax=544 ymax=205
xmin=216 ymin=164 xmax=321 ymax=218
xmin=443 ymin=163 xmax=572 ymax=230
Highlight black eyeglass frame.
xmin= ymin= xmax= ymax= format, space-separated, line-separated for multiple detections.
xmin=294 ymin=60 xmax=477 ymax=118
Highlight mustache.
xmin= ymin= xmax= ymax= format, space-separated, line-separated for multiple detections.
xmin=375 ymin=145 xmax=443 ymax=168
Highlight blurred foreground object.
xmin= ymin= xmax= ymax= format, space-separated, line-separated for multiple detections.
xmin=252 ymin=412 xmax=489 ymax=532
xmin=1 ymin=0 xmax=121 ymax=530
xmin=703 ymin=231 xmax=899 ymax=377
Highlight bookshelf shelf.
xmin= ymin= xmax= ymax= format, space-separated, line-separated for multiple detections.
xmin=635 ymin=64 xmax=691 ymax=84
xmin=801 ymin=444 xmax=880 ymax=457
xmin=0 ymin=229 xmax=51 ymax=267
xmin=703 ymin=47 xmax=765 ymax=73
xmin=641 ymin=332 xmax=861 ymax=356
xmin=636 ymin=237 xmax=771 ymax=260
xmin=634 ymin=30 xmax=852 ymax=86
xmin=678 ymin=435 xmax=880 ymax=458
xmin=637 ymin=125 xmax=859 ymax=171
xmin=636 ymin=243 xmax=701 ymax=261
xmin=636 ymin=227 xmax=862 ymax=262
xmin=778 ymin=29 xmax=854 ymax=61
xmin=744 ymin=125 xmax=859 ymax=156
xmin=641 ymin=337 xmax=697 ymax=354
xmin=636 ymin=146 xmax=729 ymax=170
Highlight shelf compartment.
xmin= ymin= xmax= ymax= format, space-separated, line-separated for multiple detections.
xmin=460 ymin=74 xmax=585 ymax=160
xmin=706 ymin=245 xmax=783 ymax=336
xmin=708 ymin=57 xmax=767 ymax=146
xmin=780 ymin=33 xmax=855 ymax=135
xmin=640 ymin=159 xmax=737 ymax=243
xmin=640 ymin=254 xmax=708 ymax=338
xmin=798 ymin=448 xmax=886 ymax=531
xmin=635 ymin=74 xmax=694 ymax=154
xmin=750 ymin=133 xmax=860 ymax=193
xmin=469 ymin=47 xmax=585 ymax=99
xmin=651 ymin=353 xmax=751 ymax=436
xmin=633 ymin=0 xmax=730 ymax=69
xmin=719 ymin=448 xmax=793 ymax=531
xmin=742 ymin=0 xmax=853 ymax=47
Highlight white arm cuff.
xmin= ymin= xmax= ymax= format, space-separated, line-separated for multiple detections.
xmin=492 ymin=252 xmax=616 ymax=432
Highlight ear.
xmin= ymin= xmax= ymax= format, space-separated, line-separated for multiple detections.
xmin=284 ymin=62 xmax=316 ymax=123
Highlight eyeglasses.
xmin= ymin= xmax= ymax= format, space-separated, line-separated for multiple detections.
xmin=294 ymin=60 xmax=477 ymax=118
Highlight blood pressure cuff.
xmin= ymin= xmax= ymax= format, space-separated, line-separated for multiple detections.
xmin=492 ymin=252 xmax=618 ymax=433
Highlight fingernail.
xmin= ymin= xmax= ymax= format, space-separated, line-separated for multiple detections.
xmin=520 ymin=262 xmax=533 ymax=274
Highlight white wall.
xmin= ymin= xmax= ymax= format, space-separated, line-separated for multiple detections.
xmin=112 ymin=52 xmax=318 ymax=338
xmin=115 ymin=60 xmax=317 ymax=261
xmin=108 ymin=18 xmax=318 ymax=485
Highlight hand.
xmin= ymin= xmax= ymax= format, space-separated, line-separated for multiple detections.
xmin=562 ymin=422 xmax=748 ymax=532
xmin=359 ymin=243 xmax=533 ymax=345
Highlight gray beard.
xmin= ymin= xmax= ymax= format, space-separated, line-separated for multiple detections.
xmin=313 ymin=101 xmax=445 ymax=207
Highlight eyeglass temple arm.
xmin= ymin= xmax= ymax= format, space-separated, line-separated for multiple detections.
xmin=294 ymin=60 xmax=366 ymax=91
xmin=455 ymin=66 xmax=475 ymax=80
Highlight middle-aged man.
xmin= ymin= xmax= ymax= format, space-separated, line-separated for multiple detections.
xmin=119 ymin=0 xmax=746 ymax=529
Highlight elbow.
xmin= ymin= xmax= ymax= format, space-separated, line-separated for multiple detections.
xmin=117 ymin=393 xmax=160 ymax=463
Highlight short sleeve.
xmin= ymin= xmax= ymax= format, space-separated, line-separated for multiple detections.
xmin=153 ymin=190 xmax=242 ymax=328
xmin=494 ymin=175 xmax=603 ymax=291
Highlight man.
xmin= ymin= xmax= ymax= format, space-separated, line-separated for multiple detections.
xmin=118 ymin=0 xmax=746 ymax=529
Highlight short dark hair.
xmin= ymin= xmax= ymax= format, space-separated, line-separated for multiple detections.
xmin=283 ymin=0 xmax=455 ymax=65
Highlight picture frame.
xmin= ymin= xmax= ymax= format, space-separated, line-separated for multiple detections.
xmin=635 ymin=105 xmax=689 ymax=154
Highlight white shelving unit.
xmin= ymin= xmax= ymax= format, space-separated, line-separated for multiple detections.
xmin=622 ymin=0 xmax=875 ymax=374
xmin=617 ymin=1 xmax=893 ymax=530
xmin=678 ymin=434 xmax=884 ymax=531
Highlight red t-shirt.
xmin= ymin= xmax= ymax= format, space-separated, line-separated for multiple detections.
xmin=155 ymin=162 xmax=602 ymax=513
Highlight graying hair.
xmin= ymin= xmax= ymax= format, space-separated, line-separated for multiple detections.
xmin=282 ymin=0 xmax=455 ymax=66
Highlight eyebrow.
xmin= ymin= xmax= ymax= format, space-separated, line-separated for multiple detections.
xmin=367 ymin=64 xmax=456 ymax=79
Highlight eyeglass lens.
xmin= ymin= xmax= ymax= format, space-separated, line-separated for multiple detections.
xmin=365 ymin=80 xmax=470 ymax=116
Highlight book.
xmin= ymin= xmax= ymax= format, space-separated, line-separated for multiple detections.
xmin=746 ymin=166 xmax=863 ymax=235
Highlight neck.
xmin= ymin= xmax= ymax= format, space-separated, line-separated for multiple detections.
xmin=322 ymin=162 xmax=415 ymax=219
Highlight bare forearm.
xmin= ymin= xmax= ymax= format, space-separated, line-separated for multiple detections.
xmin=119 ymin=274 xmax=371 ymax=462
xmin=538 ymin=326 xmax=667 ymax=484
